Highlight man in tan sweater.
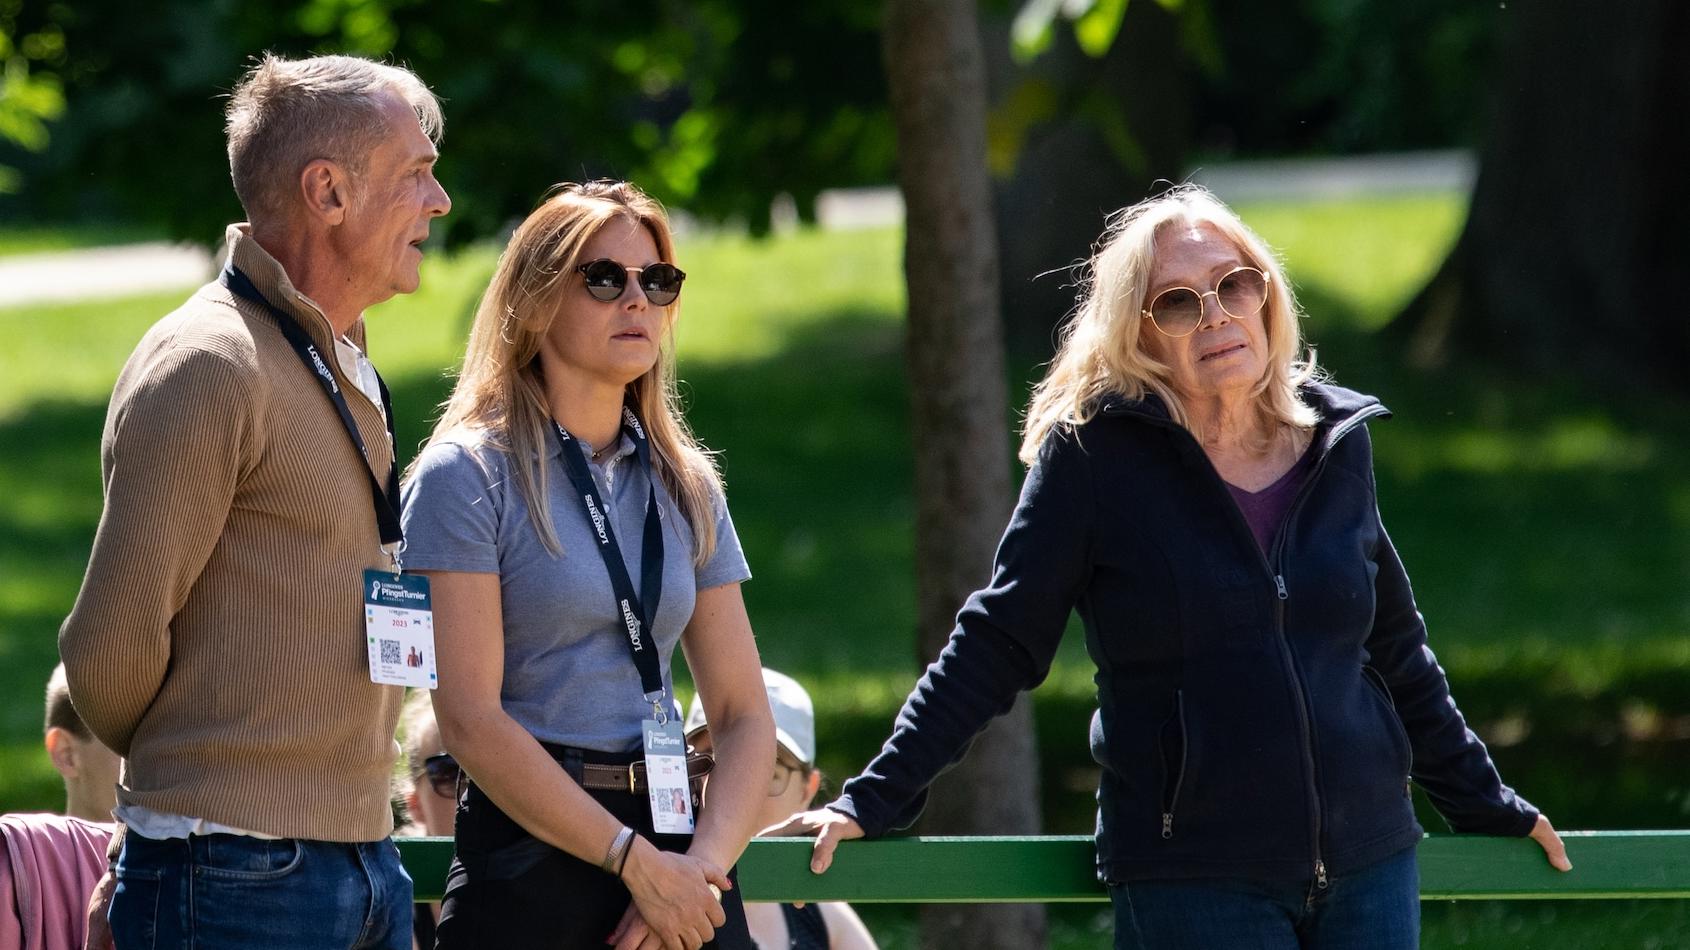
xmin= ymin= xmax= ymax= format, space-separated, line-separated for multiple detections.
xmin=58 ymin=54 xmax=450 ymax=949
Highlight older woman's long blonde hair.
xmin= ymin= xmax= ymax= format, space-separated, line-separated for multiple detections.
xmin=415 ymin=181 xmax=723 ymax=564
xmin=1020 ymin=184 xmax=1319 ymax=464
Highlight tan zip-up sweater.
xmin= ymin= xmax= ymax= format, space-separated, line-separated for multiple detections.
xmin=59 ymin=225 xmax=403 ymax=842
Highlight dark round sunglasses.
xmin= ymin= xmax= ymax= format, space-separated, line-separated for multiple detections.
xmin=422 ymin=752 xmax=461 ymax=799
xmin=577 ymin=258 xmax=686 ymax=307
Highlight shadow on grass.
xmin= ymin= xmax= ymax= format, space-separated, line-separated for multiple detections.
xmin=0 ymin=398 xmax=110 ymax=812
xmin=0 ymin=740 xmax=65 ymax=813
xmin=1300 ymin=287 xmax=1690 ymax=650
xmin=682 ymin=308 xmax=918 ymax=674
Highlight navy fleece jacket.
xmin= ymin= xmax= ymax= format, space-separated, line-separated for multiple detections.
xmin=831 ymin=383 xmax=1538 ymax=883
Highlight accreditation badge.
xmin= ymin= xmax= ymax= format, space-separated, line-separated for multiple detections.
xmin=642 ymin=718 xmax=695 ymax=835
xmin=364 ymin=569 xmax=437 ymax=688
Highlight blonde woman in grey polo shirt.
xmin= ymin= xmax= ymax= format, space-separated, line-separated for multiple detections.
xmin=401 ymin=181 xmax=775 ymax=950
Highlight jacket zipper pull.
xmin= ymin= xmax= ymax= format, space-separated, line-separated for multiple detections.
xmin=1275 ymin=575 xmax=1288 ymax=600
xmin=1315 ymin=860 xmax=1329 ymax=889
xmin=1161 ymin=813 xmax=1174 ymax=840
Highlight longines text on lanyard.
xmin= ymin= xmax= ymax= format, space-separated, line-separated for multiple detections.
xmin=551 ymin=410 xmax=694 ymax=834
xmin=221 ymin=265 xmax=438 ymax=692
xmin=220 ymin=265 xmax=403 ymax=556
xmin=550 ymin=408 xmax=668 ymax=717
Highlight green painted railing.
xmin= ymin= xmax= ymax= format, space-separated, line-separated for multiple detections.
xmin=397 ymin=831 xmax=1690 ymax=903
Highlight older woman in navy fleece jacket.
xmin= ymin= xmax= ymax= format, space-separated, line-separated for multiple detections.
xmin=767 ymin=185 xmax=1569 ymax=949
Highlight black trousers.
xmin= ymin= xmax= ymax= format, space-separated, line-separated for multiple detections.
xmin=433 ymin=745 xmax=753 ymax=949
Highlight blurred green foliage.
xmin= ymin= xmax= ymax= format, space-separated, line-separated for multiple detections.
xmin=0 ymin=2 xmax=68 ymax=193
xmin=1012 ymin=0 xmax=1138 ymax=62
xmin=0 ymin=0 xmax=894 ymax=241
xmin=1 ymin=0 xmax=1507 ymax=244
xmin=1194 ymin=0 xmax=1504 ymax=156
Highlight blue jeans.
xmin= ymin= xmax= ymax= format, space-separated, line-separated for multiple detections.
xmin=1110 ymin=847 xmax=1419 ymax=950
xmin=110 ymin=831 xmax=413 ymax=950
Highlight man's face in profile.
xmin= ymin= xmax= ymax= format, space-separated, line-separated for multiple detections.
xmin=332 ymin=91 xmax=451 ymax=308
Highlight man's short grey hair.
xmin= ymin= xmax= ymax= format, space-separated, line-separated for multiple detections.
xmin=225 ymin=53 xmax=444 ymax=225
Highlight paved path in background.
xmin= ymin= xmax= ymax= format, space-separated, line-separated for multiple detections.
xmin=0 ymin=242 xmax=215 ymax=308
xmin=1186 ymin=149 xmax=1474 ymax=203
xmin=0 ymin=151 xmax=1472 ymax=308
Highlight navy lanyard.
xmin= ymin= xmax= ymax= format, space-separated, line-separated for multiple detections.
xmin=221 ymin=265 xmax=403 ymax=550
xmin=550 ymin=407 xmax=668 ymax=712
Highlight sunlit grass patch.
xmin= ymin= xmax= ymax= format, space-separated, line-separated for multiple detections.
xmin=674 ymin=227 xmax=904 ymax=365
xmin=1378 ymin=412 xmax=1659 ymax=478
xmin=0 ymin=291 xmax=192 ymax=421
xmin=1238 ymin=193 xmax=1467 ymax=332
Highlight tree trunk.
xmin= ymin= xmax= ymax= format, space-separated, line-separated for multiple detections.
xmin=1394 ymin=0 xmax=1690 ymax=388
xmin=882 ymin=2 xmax=1048 ymax=948
xmin=983 ymin=1 xmax=1197 ymax=354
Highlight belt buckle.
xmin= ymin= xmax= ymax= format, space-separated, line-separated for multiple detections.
xmin=627 ymin=762 xmax=639 ymax=794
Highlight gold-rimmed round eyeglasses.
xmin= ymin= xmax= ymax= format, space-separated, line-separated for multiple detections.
xmin=1140 ymin=266 xmax=1271 ymax=337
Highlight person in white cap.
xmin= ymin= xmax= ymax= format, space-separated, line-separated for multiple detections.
xmin=687 ymin=670 xmax=877 ymax=950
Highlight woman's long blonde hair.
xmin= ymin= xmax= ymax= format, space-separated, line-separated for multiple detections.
xmin=415 ymin=181 xmax=723 ymax=564
xmin=1019 ymin=184 xmax=1319 ymax=464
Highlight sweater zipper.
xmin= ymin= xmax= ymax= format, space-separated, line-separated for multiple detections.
xmin=1264 ymin=406 xmax=1385 ymax=892
xmin=1109 ymin=400 xmax=1385 ymax=892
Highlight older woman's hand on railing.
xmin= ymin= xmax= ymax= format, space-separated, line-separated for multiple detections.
xmin=1530 ymin=814 xmax=1573 ymax=872
xmin=760 ymin=808 xmax=865 ymax=874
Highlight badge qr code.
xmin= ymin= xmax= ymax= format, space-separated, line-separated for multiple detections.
xmin=364 ymin=570 xmax=436 ymax=688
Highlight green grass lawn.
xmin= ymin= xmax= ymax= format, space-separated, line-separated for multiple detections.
xmin=850 ymin=899 xmax=1690 ymax=950
xmin=3 ymin=196 xmax=1688 ymax=946
xmin=0 ymin=223 xmax=166 ymax=257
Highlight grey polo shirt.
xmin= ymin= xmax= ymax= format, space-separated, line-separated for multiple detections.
xmin=400 ymin=431 xmax=751 ymax=753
